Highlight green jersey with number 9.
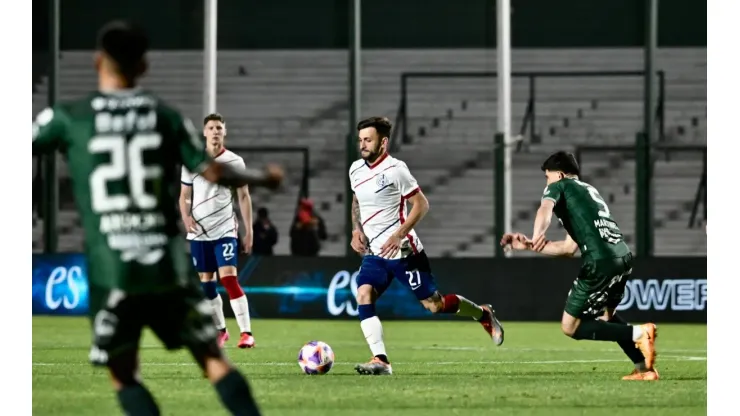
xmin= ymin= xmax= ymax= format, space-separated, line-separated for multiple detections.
xmin=542 ymin=178 xmax=630 ymax=260
xmin=32 ymin=90 xmax=209 ymax=294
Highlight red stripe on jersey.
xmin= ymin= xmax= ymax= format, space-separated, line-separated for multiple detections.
xmin=368 ymin=152 xmax=389 ymax=169
xmin=353 ymin=165 xmax=397 ymax=189
xmin=403 ymin=187 xmax=421 ymax=199
xmin=362 ymin=209 xmax=384 ymax=227
xmin=398 ymin=195 xmax=419 ymax=254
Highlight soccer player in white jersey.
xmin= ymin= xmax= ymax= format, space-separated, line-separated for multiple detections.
xmin=349 ymin=117 xmax=505 ymax=375
xmin=180 ymin=113 xmax=255 ymax=349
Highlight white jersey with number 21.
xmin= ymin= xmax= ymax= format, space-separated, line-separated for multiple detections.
xmin=349 ymin=153 xmax=424 ymax=259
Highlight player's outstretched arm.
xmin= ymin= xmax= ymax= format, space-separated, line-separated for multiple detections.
xmin=531 ymin=199 xmax=555 ymax=251
xmin=201 ymin=162 xmax=283 ymax=190
xmin=500 ymin=232 xmax=578 ymax=257
xmin=174 ymin=113 xmax=283 ymax=190
xmin=534 ymin=234 xmax=579 ymax=257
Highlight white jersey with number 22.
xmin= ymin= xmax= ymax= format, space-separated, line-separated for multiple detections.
xmin=181 ymin=148 xmax=244 ymax=241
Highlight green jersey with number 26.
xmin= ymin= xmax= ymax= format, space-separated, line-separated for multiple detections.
xmin=542 ymin=178 xmax=630 ymax=260
xmin=32 ymin=89 xmax=209 ymax=294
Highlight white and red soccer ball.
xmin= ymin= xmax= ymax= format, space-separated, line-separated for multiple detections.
xmin=297 ymin=341 xmax=335 ymax=375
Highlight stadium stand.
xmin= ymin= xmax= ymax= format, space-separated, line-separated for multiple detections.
xmin=32 ymin=48 xmax=706 ymax=256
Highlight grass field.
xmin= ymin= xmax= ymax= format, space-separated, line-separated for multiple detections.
xmin=32 ymin=317 xmax=706 ymax=415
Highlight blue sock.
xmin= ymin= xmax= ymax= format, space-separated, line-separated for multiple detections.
xmin=201 ymin=281 xmax=218 ymax=300
xmin=358 ymin=304 xmax=376 ymax=321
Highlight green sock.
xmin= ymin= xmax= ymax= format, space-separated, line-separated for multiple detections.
xmin=572 ymin=319 xmax=633 ymax=342
xmin=214 ymin=369 xmax=262 ymax=416
xmin=117 ymin=383 xmax=160 ymax=416
xmin=609 ymin=314 xmax=646 ymax=366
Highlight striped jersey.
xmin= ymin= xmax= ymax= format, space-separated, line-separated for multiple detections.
xmin=349 ymin=153 xmax=424 ymax=259
xmin=181 ymin=148 xmax=243 ymax=241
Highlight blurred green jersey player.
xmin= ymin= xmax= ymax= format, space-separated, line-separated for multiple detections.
xmin=500 ymin=151 xmax=659 ymax=382
xmin=31 ymin=20 xmax=282 ymax=416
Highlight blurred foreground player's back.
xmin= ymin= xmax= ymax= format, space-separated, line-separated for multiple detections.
xmin=31 ymin=20 xmax=281 ymax=416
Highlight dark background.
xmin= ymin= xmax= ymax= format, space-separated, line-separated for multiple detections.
xmin=32 ymin=0 xmax=706 ymax=51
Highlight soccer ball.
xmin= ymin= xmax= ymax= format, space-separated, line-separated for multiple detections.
xmin=297 ymin=341 xmax=335 ymax=375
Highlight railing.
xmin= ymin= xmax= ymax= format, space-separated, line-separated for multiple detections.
xmin=574 ymin=144 xmax=707 ymax=254
xmin=391 ymin=70 xmax=666 ymax=152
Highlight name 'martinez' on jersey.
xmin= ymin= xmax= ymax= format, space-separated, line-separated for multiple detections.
xmin=349 ymin=153 xmax=424 ymax=258
xmin=181 ymin=149 xmax=245 ymax=241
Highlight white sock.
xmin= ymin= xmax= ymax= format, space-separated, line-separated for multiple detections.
xmin=360 ymin=316 xmax=387 ymax=359
xmin=230 ymin=295 xmax=252 ymax=334
xmin=210 ymin=295 xmax=226 ymax=331
xmin=455 ymin=295 xmax=484 ymax=319
xmin=632 ymin=325 xmax=644 ymax=341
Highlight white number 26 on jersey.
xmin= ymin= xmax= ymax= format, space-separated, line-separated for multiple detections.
xmin=89 ymin=134 xmax=163 ymax=213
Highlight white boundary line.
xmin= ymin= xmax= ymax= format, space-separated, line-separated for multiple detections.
xmin=32 ymin=356 xmax=706 ymax=367
xmin=413 ymin=346 xmax=707 ymax=353
xmin=31 ymin=345 xmax=708 ymax=354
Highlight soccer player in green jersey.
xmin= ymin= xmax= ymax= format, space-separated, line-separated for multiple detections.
xmin=31 ymin=21 xmax=282 ymax=415
xmin=501 ymin=151 xmax=659 ymax=381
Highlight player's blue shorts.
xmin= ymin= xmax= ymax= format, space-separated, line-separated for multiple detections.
xmin=356 ymin=251 xmax=438 ymax=300
xmin=190 ymin=237 xmax=239 ymax=273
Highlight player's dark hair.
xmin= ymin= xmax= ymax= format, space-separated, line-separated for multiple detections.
xmin=204 ymin=113 xmax=225 ymax=126
xmin=357 ymin=116 xmax=392 ymax=139
xmin=96 ymin=20 xmax=149 ymax=80
xmin=541 ymin=151 xmax=580 ymax=176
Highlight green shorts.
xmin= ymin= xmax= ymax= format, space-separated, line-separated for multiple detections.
xmin=87 ymin=284 xmax=221 ymax=367
xmin=564 ymin=253 xmax=634 ymax=319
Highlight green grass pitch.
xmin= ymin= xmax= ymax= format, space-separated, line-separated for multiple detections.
xmin=33 ymin=317 xmax=706 ymax=415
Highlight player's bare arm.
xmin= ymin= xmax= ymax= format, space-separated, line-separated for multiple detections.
xmin=535 ymin=234 xmax=579 ymax=257
xmin=500 ymin=232 xmax=530 ymax=251
xmin=531 ymin=198 xmax=555 ymax=251
xmin=179 ymin=183 xmax=200 ymax=233
xmin=350 ymin=193 xmax=368 ymax=255
xmin=237 ymin=185 xmax=253 ymax=253
xmin=201 ymin=162 xmax=283 ymax=190
xmin=379 ymin=190 xmax=429 ymax=258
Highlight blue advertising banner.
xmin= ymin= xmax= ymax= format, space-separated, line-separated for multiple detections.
xmin=32 ymin=254 xmax=90 ymax=315
xmin=31 ymin=253 xmax=706 ymax=322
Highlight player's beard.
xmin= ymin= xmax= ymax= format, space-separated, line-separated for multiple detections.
xmin=361 ymin=143 xmax=383 ymax=163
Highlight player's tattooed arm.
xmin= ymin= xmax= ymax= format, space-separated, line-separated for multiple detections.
xmin=350 ymin=194 xmax=370 ymax=255
xmin=531 ymin=199 xmax=555 ymax=251
xmin=351 ymin=194 xmax=363 ymax=232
